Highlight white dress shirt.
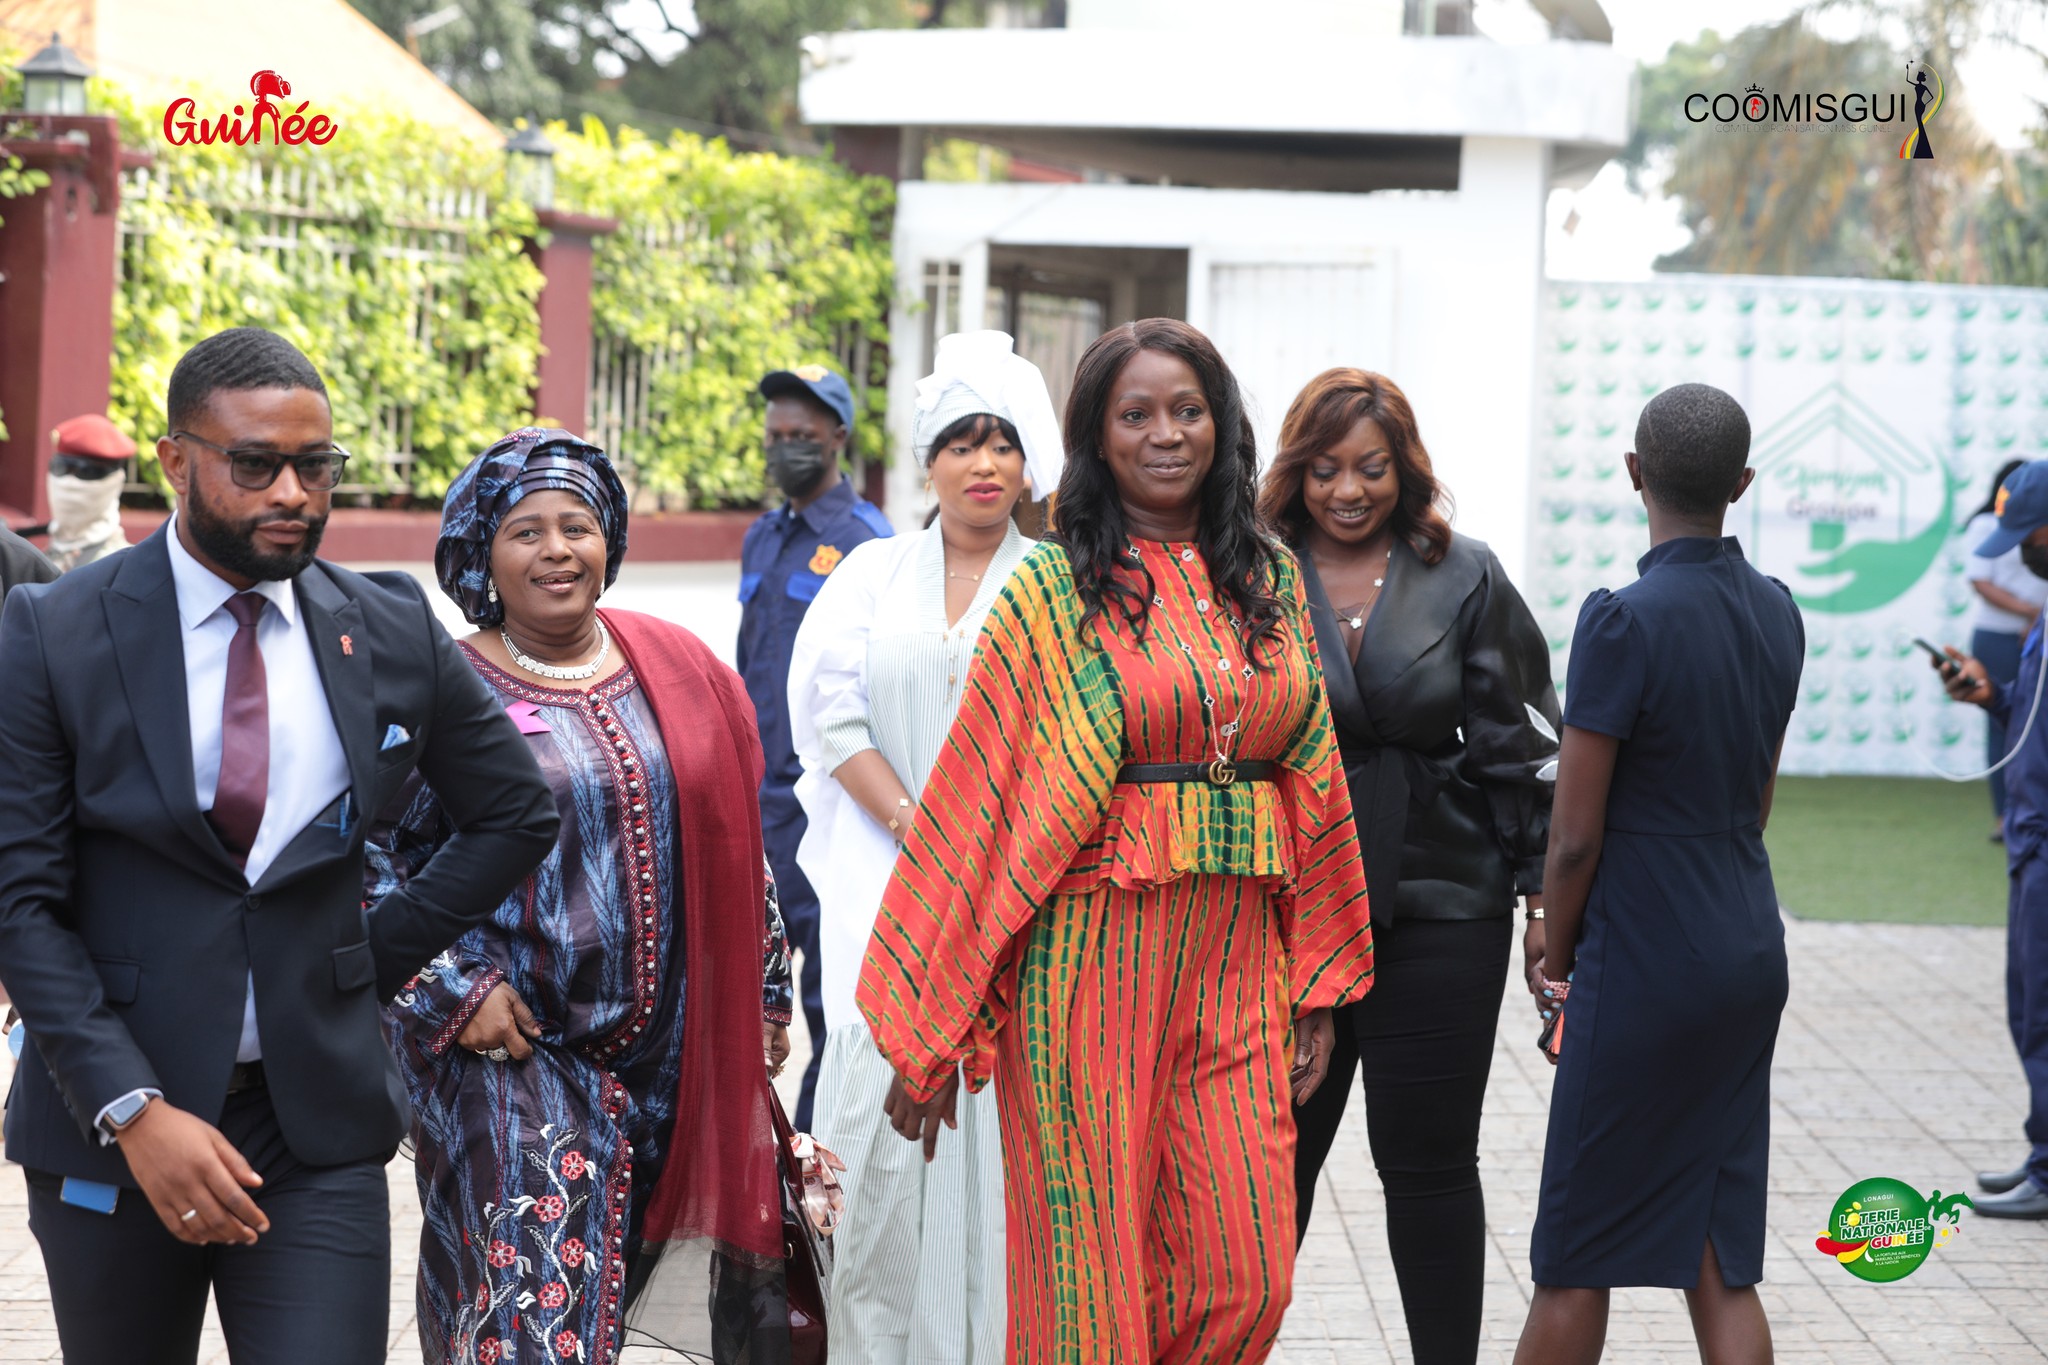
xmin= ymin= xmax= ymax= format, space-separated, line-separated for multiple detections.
xmin=95 ymin=522 xmax=351 ymax=1136
xmin=1967 ymin=510 xmax=2048 ymax=634
xmin=169 ymin=518 xmax=351 ymax=1060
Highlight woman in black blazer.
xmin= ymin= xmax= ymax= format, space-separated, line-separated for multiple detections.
xmin=1261 ymin=368 xmax=1561 ymax=1365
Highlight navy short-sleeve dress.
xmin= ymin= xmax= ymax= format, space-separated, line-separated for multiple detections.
xmin=1531 ymin=535 xmax=1805 ymax=1289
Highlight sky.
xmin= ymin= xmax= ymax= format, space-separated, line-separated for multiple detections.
xmin=1488 ymin=0 xmax=2048 ymax=278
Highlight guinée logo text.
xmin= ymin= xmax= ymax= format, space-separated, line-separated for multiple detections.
xmin=162 ymin=70 xmax=339 ymax=148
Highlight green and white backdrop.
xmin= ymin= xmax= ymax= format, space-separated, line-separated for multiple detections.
xmin=1535 ymin=275 xmax=2048 ymax=777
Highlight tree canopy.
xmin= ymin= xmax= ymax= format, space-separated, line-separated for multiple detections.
xmin=354 ymin=0 xmax=1018 ymax=144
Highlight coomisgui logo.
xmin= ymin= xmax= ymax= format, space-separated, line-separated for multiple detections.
xmin=162 ymin=70 xmax=340 ymax=147
xmin=1682 ymin=59 xmax=1942 ymax=161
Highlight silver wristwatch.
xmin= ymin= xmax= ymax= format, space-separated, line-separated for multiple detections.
xmin=98 ymin=1091 xmax=154 ymax=1137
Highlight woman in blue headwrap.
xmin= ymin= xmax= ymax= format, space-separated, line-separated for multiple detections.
xmin=368 ymin=428 xmax=799 ymax=1365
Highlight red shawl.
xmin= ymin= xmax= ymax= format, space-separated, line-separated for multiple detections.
xmin=603 ymin=609 xmax=782 ymax=1266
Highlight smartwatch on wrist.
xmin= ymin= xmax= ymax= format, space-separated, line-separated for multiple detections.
xmin=98 ymin=1091 xmax=155 ymax=1138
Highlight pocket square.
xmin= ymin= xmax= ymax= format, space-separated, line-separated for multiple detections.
xmin=380 ymin=723 xmax=412 ymax=751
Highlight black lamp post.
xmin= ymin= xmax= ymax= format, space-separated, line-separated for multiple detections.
xmin=18 ymin=32 xmax=91 ymax=116
xmin=504 ymin=121 xmax=556 ymax=212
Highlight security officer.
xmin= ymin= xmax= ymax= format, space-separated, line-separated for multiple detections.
xmin=739 ymin=364 xmax=891 ymax=1129
xmin=1939 ymin=458 xmax=2048 ymax=1219
xmin=45 ymin=413 xmax=136 ymax=572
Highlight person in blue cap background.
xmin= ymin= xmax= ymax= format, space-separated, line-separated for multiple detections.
xmin=739 ymin=364 xmax=892 ymax=1128
xmin=1936 ymin=457 xmax=2048 ymax=1219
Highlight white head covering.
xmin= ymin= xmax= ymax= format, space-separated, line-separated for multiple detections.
xmin=45 ymin=470 xmax=126 ymax=572
xmin=911 ymin=330 xmax=1065 ymax=496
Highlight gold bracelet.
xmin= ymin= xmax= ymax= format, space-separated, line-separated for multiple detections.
xmin=886 ymin=796 xmax=913 ymax=833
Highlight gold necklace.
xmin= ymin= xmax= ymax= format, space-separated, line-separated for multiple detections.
xmin=1157 ymin=605 xmax=1249 ymax=785
xmin=945 ymin=550 xmax=997 ymax=582
xmin=942 ymin=546 xmax=996 ymax=687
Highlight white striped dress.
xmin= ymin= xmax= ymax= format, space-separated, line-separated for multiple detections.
xmin=788 ymin=520 xmax=1029 ymax=1364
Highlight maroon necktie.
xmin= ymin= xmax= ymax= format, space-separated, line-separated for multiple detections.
xmin=208 ymin=592 xmax=270 ymax=869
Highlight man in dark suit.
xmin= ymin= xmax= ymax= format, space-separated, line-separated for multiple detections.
xmin=0 ymin=328 xmax=561 ymax=1362
xmin=0 ymin=520 xmax=57 ymax=595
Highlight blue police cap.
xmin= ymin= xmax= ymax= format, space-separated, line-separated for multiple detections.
xmin=759 ymin=364 xmax=855 ymax=432
xmin=1976 ymin=461 xmax=2048 ymax=558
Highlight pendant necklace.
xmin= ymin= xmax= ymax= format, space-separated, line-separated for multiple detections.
xmin=944 ymin=547 xmax=999 ymax=583
xmin=942 ymin=547 xmax=997 ymax=689
xmin=1158 ymin=605 xmax=1250 ymax=786
xmin=503 ymin=618 xmax=611 ymax=681
xmin=1333 ymin=547 xmax=1394 ymax=631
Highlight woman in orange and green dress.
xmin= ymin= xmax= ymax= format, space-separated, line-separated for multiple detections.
xmin=855 ymin=318 xmax=1376 ymax=1363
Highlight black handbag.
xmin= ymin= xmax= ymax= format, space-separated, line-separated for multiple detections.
xmin=768 ymin=1090 xmax=830 ymax=1365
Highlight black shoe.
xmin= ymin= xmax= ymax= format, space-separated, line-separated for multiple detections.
xmin=1978 ymin=1164 xmax=2031 ymax=1194
xmin=1972 ymin=1180 xmax=2048 ymax=1219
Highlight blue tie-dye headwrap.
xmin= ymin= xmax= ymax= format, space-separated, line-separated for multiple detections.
xmin=436 ymin=427 xmax=631 ymax=626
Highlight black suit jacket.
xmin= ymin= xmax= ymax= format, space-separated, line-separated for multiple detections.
xmin=0 ymin=523 xmax=57 ymax=596
xmin=1299 ymin=532 xmax=1560 ymax=925
xmin=0 ymin=526 xmax=560 ymax=1182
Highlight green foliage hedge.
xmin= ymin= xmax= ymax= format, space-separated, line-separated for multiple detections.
xmin=103 ymin=91 xmax=892 ymax=506
xmin=105 ymin=85 xmax=542 ymax=500
xmin=559 ymin=119 xmax=894 ymax=506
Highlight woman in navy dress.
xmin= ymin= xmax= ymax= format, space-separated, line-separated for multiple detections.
xmin=1516 ymin=384 xmax=1803 ymax=1365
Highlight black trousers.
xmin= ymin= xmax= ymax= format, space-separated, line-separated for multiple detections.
xmin=1293 ymin=915 xmax=1513 ymax=1365
xmin=26 ymin=1085 xmax=390 ymax=1365
xmin=765 ymin=835 xmax=826 ymax=1132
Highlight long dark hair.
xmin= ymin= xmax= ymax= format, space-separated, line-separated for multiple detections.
xmin=1257 ymin=367 xmax=1454 ymax=565
xmin=1975 ymin=459 xmax=2028 ymax=521
xmin=1050 ymin=319 xmax=1285 ymax=662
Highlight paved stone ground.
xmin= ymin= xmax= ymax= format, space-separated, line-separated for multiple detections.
xmin=0 ymin=921 xmax=2039 ymax=1362
xmin=1282 ymin=917 xmax=2048 ymax=1365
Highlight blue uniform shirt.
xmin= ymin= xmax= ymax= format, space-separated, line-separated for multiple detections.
xmin=1997 ymin=622 xmax=2048 ymax=867
xmin=737 ymin=477 xmax=892 ymax=828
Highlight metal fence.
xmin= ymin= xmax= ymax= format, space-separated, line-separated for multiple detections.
xmin=585 ymin=222 xmax=885 ymax=509
xmin=116 ymin=160 xmax=497 ymax=496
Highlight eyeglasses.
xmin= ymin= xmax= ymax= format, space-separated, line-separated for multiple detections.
xmin=170 ymin=431 xmax=352 ymax=492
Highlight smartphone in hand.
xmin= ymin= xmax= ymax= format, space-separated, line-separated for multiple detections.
xmin=1535 ymin=975 xmax=1571 ymax=1064
xmin=1913 ymin=637 xmax=1962 ymax=679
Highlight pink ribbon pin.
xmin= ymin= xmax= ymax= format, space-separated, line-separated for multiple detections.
xmin=505 ymin=700 xmax=551 ymax=735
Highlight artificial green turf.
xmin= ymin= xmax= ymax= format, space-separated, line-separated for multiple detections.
xmin=1766 ymin=777 xmax=2008 ymax=926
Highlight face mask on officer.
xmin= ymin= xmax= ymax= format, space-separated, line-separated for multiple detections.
xmin=2022 ymin=540 xmax=2048 ymax=580
xmin=766 ymin=438 xmax=834 ymax=499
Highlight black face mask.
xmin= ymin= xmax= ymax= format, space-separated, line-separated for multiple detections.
xmin=765 ymin=439 xmax=832 ymax=498
xmin=2022 ymin=542 xmax=2048 ymax=580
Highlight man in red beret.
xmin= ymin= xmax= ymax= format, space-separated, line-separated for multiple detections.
xmin=46 ymin=414 xmax=135 ymax=572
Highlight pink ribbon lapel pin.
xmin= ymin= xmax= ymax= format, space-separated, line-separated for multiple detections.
xmin=506 ymin=700 xmax=552 ymax=735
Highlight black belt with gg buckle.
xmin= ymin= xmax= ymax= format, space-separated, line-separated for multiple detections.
xmin=1116 ymin=760 xmax=1277 ymax=788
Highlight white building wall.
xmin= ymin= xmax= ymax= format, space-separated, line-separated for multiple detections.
xmin=883 ymin=137 xmax=1550 ymax=580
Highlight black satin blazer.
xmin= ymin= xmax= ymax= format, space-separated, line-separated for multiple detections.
xmin=1300 ymin=532 xmax=1561 ymax=925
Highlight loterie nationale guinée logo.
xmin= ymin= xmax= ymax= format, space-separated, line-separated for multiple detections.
xmin=1816 ymin=1178 xmax=1970 ymax=1282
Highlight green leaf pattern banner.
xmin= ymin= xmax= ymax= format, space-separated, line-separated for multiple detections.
xmin=1538 ymin=276 xmax=2048 ymax=777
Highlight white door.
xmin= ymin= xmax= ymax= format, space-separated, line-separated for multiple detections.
xmin=1199 ymin=256 xmax=1393 ymax=465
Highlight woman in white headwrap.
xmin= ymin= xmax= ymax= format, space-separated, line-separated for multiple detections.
xmin=788 ymin=331 xmax=1062 ymax=1362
